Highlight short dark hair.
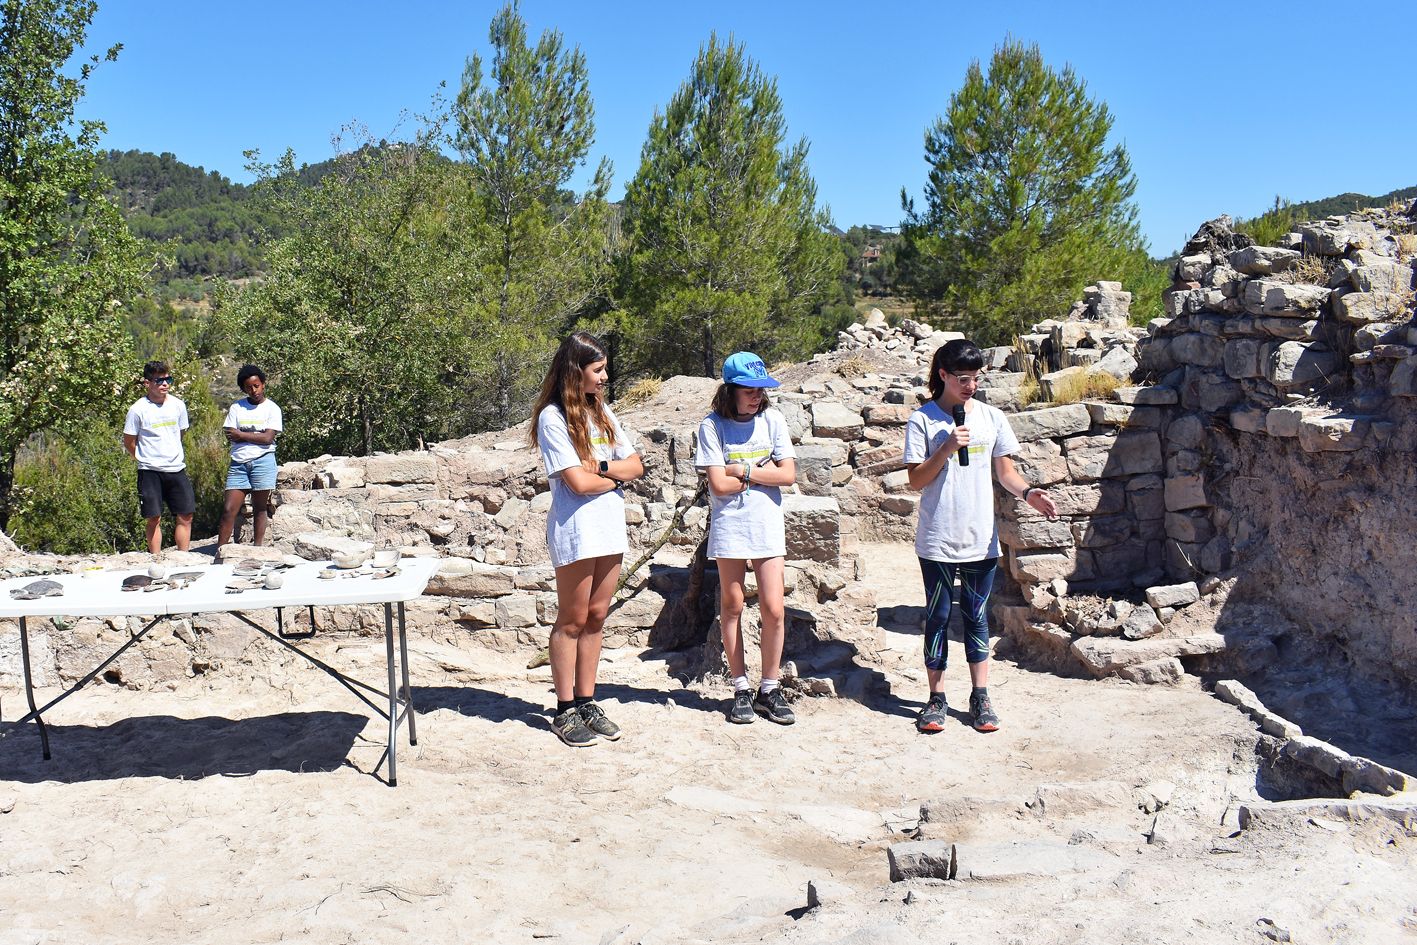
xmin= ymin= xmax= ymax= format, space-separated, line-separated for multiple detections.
xmin=237 ymin=364 xmax=266 ymax=387
xmin=143 ymin=360 xmax=170 ymax=381
xmin=927 ymin=340 xmax=985 ymax=400
xmin=711 ymin=382 xmax=768 ymax=419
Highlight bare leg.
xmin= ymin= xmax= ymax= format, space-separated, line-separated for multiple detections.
xmin=574 ymin=555 xmax=620 ymax=698
xmin=217 ymin=489 xmax=246 ymax=547
xmin=145 ymin=516 xmax=162 ymax=554
xmin=716 ymin=559 xmax=748 ymax=679
xmin=174 ymin=513 xmax=193 ymax=552
xmin=969 ymin=660 xmax=989 ymax=688
xmin=550 ymin=558 xmax=596 ymax=703
xmin=752 ymin=556 xmax=786 ymax=681
xmin=250 ymin=489 xmax=272 ymax=545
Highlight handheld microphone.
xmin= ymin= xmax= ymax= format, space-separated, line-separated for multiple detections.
xmin=952 ymin=404 xmax=969 ymax=467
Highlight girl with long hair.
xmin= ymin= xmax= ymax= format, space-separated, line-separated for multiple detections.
xmin=903 ymin=338 xmax=1058 ymax=735
xmin=529 ymin=331 xmax=644 ymax=747
xmin=694 ymin=352 xmax=799 ymax=725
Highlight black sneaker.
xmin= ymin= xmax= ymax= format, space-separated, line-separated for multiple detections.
xmin=551 ymin=706 xmax=597 ymax=747
xmin=916 ymin=693 xmax=947 ymax=734
xmin=577 ymin=701 xmax=621 ymax=741
xmin=969 ymin=691 xmax=1000 ymax=733
xmin=753 ymin=687 xmax=796 ymax=725
xmin=728 ymin=689 xmax=755 ymax=724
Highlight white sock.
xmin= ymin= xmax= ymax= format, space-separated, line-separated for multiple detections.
xmin=733 ymin=675 xmax=750 ymax=693
xmin=759 ymin=678 xmax=779 ymax=694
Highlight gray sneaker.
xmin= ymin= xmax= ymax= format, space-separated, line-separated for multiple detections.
xmin=728 ymin=689 xmax=755 ymax=724
xmin=969 ymin=691 xmax=1000 ymax=733
xmin=551 ymin=706 xmax=597 ymax=747
xmin=577 ymin=701 xmax=621 ymax=741
xmin=753 ymin=687 xmax=796 ymax=725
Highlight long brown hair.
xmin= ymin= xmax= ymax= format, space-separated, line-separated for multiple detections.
xmin=529 ymin=331 xmax=617 ymax=461
xmin=710 ymin=383 xmax=769 ymax=420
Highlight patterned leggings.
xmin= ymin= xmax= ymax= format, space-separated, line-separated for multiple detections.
xmin=919 ymin=556 xmax=998 ymax=670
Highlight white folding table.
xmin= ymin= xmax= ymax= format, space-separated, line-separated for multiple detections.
xmin=1 ymin=557 xmax=441 ymax=786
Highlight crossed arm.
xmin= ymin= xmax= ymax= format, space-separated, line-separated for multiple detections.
xmin=705 ymin=458 xmax=797 ymax=498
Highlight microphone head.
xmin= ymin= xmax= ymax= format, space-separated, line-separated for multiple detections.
xmin=951 ymin=404 xmax=966 ymax=426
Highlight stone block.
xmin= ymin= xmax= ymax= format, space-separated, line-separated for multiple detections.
xmin=1229 ymin=406 xmax=1267 ymax=433
xmin=1085 ymin=402 xmax=1133 ymax=427
xmin=795 ymin=444 xmax=837 ymax=497
xmin=1265 ymin=405 xmax=1321 ymax=437
xmin=1126 ymin=475 xmax=1165 ymax=520
xmin=1118 ymin=657 xmax=1183 ymax=685
xmin=784 ymin=495 xmax=840 ymax=563
xmin=1261 ymin=282 xmax=1329 ymax=315
xmin=1008 ymin=404 xmax=1091 ymax=442
xmin=1167 ymin=414 xmax=1206 ymax=449
xmin=998 ymin=516 xmax=1075 ymax=551
xmin=1009 ymin=547 xmax=1091 ymax=583
xmin=288 ymin=532 xmax=372 ymax=561
xmin=887 ymin=840 xmax=955 ymax=882
xmin=879 ymin=495 xmax=919 ymax=516
xmin=494 ymin=497 xmax=529 ymax=529
xmin=1009 ymin=438 xmax=1069 ymax=485
xmin=1297 ymin=416 xmax=1368 ymax=452
xmin=1391 ymin=357 xmax=1417 ymax=397
xmin=1093 ymin=345 xmax=1138 ymax=380
xmin=1334 ymin=290 xmax=1409 ymax=325
xmin=1114 ymin=386 xmax=1178 ymax=406
xmin=1121 ymin=604 xmax=1163 ymax=640
xmin=1145 ymin=581 xmax=1199 ymax=609
xmin=1351 ymin=261 xmax=1414 ymax=293
xmin=1223 ymin=338 xmax=1263 ymax=379
xmin=427 ymin=561 xmax=518 ymax=598
xmin=1069 ymin=514 xmax=1131 ymax=548
xmin=1169 ymin=332 xmax=1225 ymax=367
xmin=1062 ymin=431 xmax=1162 ymax=480
xmin=364 ymin=453 xmax=437 ymax=485
xmin=1164 ymin=512 xmax=1212 ymax=544
xmin=1017 ymin=480 xmax=1125 ymax=517
xmin=1227 ymin=246 xmax=1300 ymax=276
xmin=1263 ymin=341 xmax=1339 ymax=390
xmin=862 ymin=404 xmax=912 ymax=426
xmin=1164 ymin=475 xmax=1207 ymax=511
xmin=811 ymin=402 xmax=864 ymax=440
xmin=495 ymin=595 xmax=538 ymax=629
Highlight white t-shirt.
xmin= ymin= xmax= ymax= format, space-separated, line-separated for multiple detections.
xmin=537 ymin=403 xmax=637 ymax=569
xmin=695 ymin=408 xmax=796 ymax=560
xmin=903 ymin=399 xmax=1020 ymax=563
xmin=224 ymin=397 xmax=284 ymax=463
xmin=123 ymin=395 xmax=190 ymax=472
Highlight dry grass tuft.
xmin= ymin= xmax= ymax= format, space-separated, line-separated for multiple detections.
xmin=1048 ymin=369 xmax=1124 ymax=405
xmin=835 ymin=354 xmax=869 ymax=378
xmin=617 ymin=377 xmax=663 ymax=408
xmin=1273 ymin=252 xmax=1332 ymax=286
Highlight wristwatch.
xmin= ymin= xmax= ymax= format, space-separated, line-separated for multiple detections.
xmin=599 ymin=460 xmax=609 ymax=474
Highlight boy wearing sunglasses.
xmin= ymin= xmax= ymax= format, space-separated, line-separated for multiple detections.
xmin=122 ymin=360 xmax=195 ymax=553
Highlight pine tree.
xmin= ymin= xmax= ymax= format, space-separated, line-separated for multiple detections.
xmin=451 ymin=2 xmax=612 ymax=428
xmin=899 ymin=39 xmax=1149 ymax=343
xmin=618 ymin=34 xmax=842 ymax=379
xmin=0 ymin=0 xmax=148 ymax=529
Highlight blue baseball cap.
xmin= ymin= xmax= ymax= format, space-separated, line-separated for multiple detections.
xmin=722 ymin=351 xmax=780 ymax=388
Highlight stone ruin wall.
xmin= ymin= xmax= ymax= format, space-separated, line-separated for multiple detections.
xmin=3 ymin=206 xmax=1414 ymax=710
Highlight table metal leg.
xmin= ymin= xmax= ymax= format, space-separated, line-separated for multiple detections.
xmin=397 ymin=601 xmax=417 ymax=746
xmin=18 ymin=617 xmax=51 ymax=760
xmin=383 ymin=602 xmax=398 ymax=787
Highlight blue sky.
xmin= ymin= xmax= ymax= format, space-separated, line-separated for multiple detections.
xmin=79 ymin=1 xmax=1417 ymax=256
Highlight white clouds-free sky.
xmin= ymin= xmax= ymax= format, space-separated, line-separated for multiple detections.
xmin=79 ymin=0 xmax=1417 ymax=256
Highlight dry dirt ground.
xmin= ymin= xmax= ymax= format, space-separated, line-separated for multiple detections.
xmin=2 ymin=542 xmax=1413 ymax=945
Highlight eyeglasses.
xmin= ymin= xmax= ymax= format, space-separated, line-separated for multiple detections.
xmin=148 ymin=376 xmax=173 ymax=385
xmin=949 ymin=372 xmax=983 ymax=386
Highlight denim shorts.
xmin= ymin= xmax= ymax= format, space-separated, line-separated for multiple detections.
xmin=225 ymin=452 xmax=277 ymax=491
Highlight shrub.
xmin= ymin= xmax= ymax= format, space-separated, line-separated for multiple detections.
xmin=1048 ymin=369 xmax=1123 ymax=405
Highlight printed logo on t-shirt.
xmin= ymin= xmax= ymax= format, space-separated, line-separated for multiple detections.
xmin=727 ymin=446 xmax=771 ymax=463
xmin=950 ymin=435 xmax=993 ymax=464
xmin=149 ymin=419 xmax=179 ymax=429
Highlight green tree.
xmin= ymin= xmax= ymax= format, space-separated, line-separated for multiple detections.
xmin=0 ymin=0 xmax=148 ymax=529
xmin=451 ymin=2 xmax=612 ymax=428
xmin=216 ymin=138 xmax=463 ymax=459
xmin=899 ymin=39 xmax=1146 ymax=343
xmin=618 ymin=34 xmax=843 ymax=378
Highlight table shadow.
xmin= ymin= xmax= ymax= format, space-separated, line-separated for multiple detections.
xmin=0 ymin=710 xmax=366 ymax=784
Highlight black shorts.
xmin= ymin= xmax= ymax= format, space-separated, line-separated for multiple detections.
xmin=137 ymin=469 xmax=196 ymax=519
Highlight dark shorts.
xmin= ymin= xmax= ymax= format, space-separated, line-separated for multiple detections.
xmin=137 ymin=469 xmax=196 ymax=519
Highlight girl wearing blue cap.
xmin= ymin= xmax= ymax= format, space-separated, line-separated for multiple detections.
xmin=695 ymin=352 xmax=798 ymax=725
xmin=529 ymin=331 xmax=645 ymax=748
